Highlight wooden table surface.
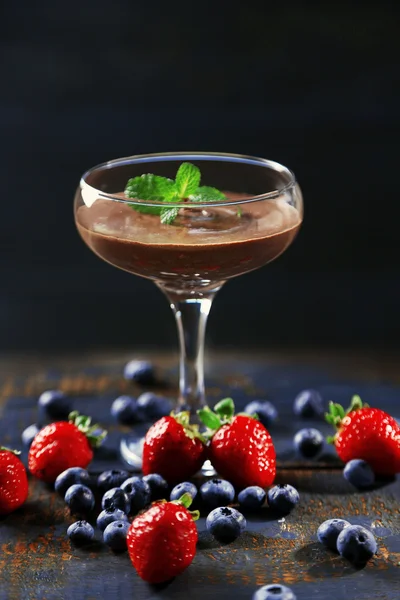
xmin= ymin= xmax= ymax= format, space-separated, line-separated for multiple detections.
xmin=0 ymin=350 xmax=399 ymax=600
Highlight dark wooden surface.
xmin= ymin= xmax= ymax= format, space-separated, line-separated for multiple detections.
xmin=0 ymin=351 xmax=399 ymax=600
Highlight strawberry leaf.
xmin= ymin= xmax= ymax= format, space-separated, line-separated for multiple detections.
xmin=197 ymin=407 xmax=222 ymax=430
xmin=214 ymin=398 xmax=234 ymax=419
xmin=174 ymin=492 xmax=193 ymax=509
xmin=68 ymin=411 xmax=107 ymax=447
xmin=0 ymin=446 xmax=21 ymax=455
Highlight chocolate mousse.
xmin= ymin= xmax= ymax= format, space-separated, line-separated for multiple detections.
xmin=76 ymin=192 xmax=302 ymax=290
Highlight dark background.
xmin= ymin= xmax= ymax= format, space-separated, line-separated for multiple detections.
xmin=1 ymin=2 xmax=399 ymax=354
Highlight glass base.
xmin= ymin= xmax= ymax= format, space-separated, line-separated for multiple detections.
xmin=119 ymin=433 xmax=216 ymax=477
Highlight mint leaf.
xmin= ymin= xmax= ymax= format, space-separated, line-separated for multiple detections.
xmin=175 ymin=163 xmax=201 ymax=198
xmin=125 ymin=163 xmax=226 ymax=225
xmin=190 ymin=186 xmax=226 ymax=202
xmin=160 ymin=206 xmax=180 ymax=225
xmin=125 ymin=174 xmax=176 ymax=201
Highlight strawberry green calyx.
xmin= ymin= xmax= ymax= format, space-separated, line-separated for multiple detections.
xmin=68 ymin=411 xmax=107 ymax=447
xmin=198 ymin=398 xmax=258 ymax=439
xmin=171 ymin=492 xmax=200 ymax=521
xmin=173 ymin=411 xmax=207 ymax=445
xmin=325 ymin=395 xmax=369 ymax=443
xmin=0 ymin=446 xmax=21 ymax=455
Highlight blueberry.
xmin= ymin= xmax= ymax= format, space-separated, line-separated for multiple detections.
xmin=137 ymin=392 xmax=173 ymax=422
xmin=67 ymin=520 xmax=94 ymax=546
xmin=21 ymin=423 xmax=40 ymax=447
xmin=252 ymin=584 xmax=297 ymax=600
xmin=244 ymin=401 xmax=278 ymax=428
xmin=120 ymin=477 xmax=151 ymax=514
xmin=336 ymin=525 xmax=377 ymax=564
xmin=65 ymin=484 xmax=95 ymax=515
xmin=200 ymin=479 xmax=235 ymax=508
xmin=38 ymin=389 xmax=72 ymax=422
xmin=96 ymin=508 xmax=129 ymax=532
xmin=267 ymin=484 xmax=300 ymax=514
xmin=343 ymin=459 xmax=375 ymax=489
xmin=142 ymin=473 xmax=169 ymax=501
xmin=293 ymin=389 xmax=324 ymax=418
xmin=317 ymin=518 xmax=351 ymax=551
xmin=101 ymin=487 xmax=130 ymax=514
xmin=170 ymin=482 xmax=197 ymax=502
xmin=123 ymin=360 xmax=155 ymax=385
xmin=293 ymin=428 xmax=324 ymax=459
xmin=238 ymin=486 xmax=266 ymax=510
xmin=55 ymin=467 xmax=92 ymax=496
xmin=111 ymin=395 xmax=144 ymax=425
xmin=206 ymin=507 xmax=246 ymax=543
xmin=103 ymin=520 xmax=130 ymax=551
xmin=97 ymin=469 xmax=130 ymax=493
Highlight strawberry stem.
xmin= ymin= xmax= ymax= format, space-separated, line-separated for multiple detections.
xmin=325 ymin=395 xmax=369 ymax=443
xmin=0 ymin=446 xmax=21 ymax=455
xmin=68 ymin=411 xmax=107 ymax=448
xmin=171 ymin=493 xmax=199 ymax=520
xmin=173 ymin=411 xmax=208 ymax=444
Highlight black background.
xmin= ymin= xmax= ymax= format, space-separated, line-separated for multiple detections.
xmin=1 ymin=2 xmax=399 ymax=353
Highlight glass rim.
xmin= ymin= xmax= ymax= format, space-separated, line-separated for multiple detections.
xmin=80 ymin=151 xmax=297 ymax=209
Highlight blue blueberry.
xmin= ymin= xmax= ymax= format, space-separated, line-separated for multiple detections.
xmin=142 ymin=473 xmax=169 ymax=501
xmin=101 ymin=487 xmax=130 ymax=514
xmin=38 ymin=389 xmax=72 ymax=422
xmin=252 ymin=584 xmax=297 ymax=600
xmin=55 ymin=467 xmax=92 ymax=496
xmin=293 ymin=428 xmax=324 ymax=459
xmin=120 ymin=477 xmax=151 ymax=514
xmin=123 ymin=360 xmax=155 ymax=385
xmin=170 ymin=482 xmax=197 ymax=502
xmin=317 ymin=518 xmax=351 ymax=551
xmin=336 ymin=525 xmax=377 ymax=564
xmin=238 ymin=486 xmax=266 ymax=510
xmin=103 ymin=520 xmax=130 ymax=551
xmin=65 ymin=484 xmax=95 ymax=515
xmin=343 ymin=459 xmax=375 ymax=489
xmin=21 ymin=423 xmax=40 ymax=447
xmin=267 ymin=484 xmax=300 ymax=514
xmin=97 ymin=469 xmax=130 ymax=493
xmin=96 ymin=508 xmax=129 ymax=532
xmin=67 ymin=520 xmax=94 ymax=546
xmin=244 ymin=400 xmax=278 ymax=428
xmin=293 ymin=389 xmax=324 ymax=418
xmin=137 ymin=392 xmax=173 ymax=422
xmin=200 ymin=479 xmax=235 ymax=508
xmin=206 ymin=507 xmax=246 ymax=543
xmin=111 ymin=395 xmax=144 ymax=425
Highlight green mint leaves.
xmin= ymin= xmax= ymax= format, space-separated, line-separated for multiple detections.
xmin=124 ymin=162 xmax=226 ymax=224
xmin=175 ymin=162 xmax=201 ymax=197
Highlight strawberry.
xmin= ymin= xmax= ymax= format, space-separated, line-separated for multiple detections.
xmin=198 ymin=398 xmax=276 ymax=489
xmin=0 ymin=447 xmax=29 ymax=515
xmin=127 ymin=493 xmax=198 ymax=583
xmin=28 ymin=411 xmax=106 ymax=483
xmin=326 ymin=395 xmax=400 ymax=476
xmin=142 ymin=412 xmax=207 ymax=484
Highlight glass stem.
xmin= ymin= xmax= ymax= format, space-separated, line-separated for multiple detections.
xmin=159 ymin=288 xmax=220 ymax=414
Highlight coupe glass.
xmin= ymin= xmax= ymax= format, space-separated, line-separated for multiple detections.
xmin=74 ymin=152 xmax=303 ymax=468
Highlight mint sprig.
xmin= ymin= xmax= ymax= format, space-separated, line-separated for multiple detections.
xmin=125 ymin=162 xmax=228 ymax=224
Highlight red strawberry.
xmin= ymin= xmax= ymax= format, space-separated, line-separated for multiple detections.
xmin=326 ymin=395 xmax=400 ymax=476
xmin=199 ymin=398 xmax=276 ymax=489
xmin=142 ymin=412 xmax=207 ymax=484
xmin=127 ymin=493 xmax=198 ymax=583
xmin=0 ymin=447 xmax=29 ymax=515
xmin=28 ymin=411 xmax=106 ymax=483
